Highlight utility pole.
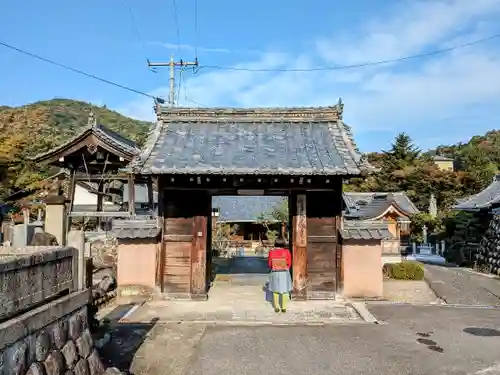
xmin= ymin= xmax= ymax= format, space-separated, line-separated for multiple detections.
xmin=148 ymin=56 xmax=199 ymax=107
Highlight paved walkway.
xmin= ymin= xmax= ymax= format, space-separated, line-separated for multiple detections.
xmin=186 ymin=305 xmax=500 ymax=375
xmin=99 ymin=304 xmax=500 ymax=375
xmin=117 ymin=256 xmax=361 ymax=325
xmin=424 ymin=265 xmax=500 ymax=305
xmin=120 ymin=282 xmax=360 ymax=324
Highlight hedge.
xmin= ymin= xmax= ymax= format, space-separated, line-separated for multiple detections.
xmin=383 ymin=261 xmax=425 ymax=280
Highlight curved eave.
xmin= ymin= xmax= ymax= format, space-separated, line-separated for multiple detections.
xmin=371 ymin=202 xmax=412 ymax=220
xmin=338 ymin=121 xmax=378 ymax=176
xmin=452 ymin=181 xmax=500 ymax=212
xmin=27 ymin=126 xmax=139 ymax=165
xmin=451 ymin=204 xmax=492 ymax=212
xmin=358 ymin=202 xmax=412 ymax=221
xmin=27 ymin=128 xmax=94 ymax=162
xmin=130 ymin=166 xmax=364 ymax=176
xmin=92 ymin=129 xmax=140 ymax=159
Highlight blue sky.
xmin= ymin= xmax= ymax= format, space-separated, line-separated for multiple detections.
xmin=1 ymin=0 xmax=500 ymax=152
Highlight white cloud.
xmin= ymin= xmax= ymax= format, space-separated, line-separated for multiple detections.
xmin=316 ymin=0 xmax=500 ymax=64
xmin=118 ymin=0 xmax=500 ymax=150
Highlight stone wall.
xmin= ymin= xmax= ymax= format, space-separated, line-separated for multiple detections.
xmin=0 ymin=247 xmax=77 ymax=322
xmin=0 ymin=290 xmax=120 ymax=375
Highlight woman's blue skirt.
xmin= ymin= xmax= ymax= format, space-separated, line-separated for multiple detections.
xmin=268 ymin=270 xmax=292 ymax=294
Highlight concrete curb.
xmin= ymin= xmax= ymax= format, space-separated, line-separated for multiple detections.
xmin=114 ymin=318 xmax=370 ymax=326
xmin=366 ymin=301 xmax=500 ymax=309
xmin=463 ymin=268 xmax=500 ymax=279
xmin=348 ymin=301 xmax=380 ymax=324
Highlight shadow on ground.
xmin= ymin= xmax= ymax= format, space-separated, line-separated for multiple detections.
xmin=463 ymin=327 xmax=500 ymax=337
xmin=96 ymin=305 xmax=158 ymax=374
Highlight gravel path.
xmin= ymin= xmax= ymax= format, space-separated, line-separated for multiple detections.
xmin=424 ymin=265 xmax=500 ymax=305
xmin=384 ymin=280 xmax=441 ymax=304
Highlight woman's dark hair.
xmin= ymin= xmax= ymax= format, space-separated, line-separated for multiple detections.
xmin=274 ymin=238 xmax=287 ymax=248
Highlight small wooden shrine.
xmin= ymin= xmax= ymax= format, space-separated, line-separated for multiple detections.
xmin=28 ymin=111 xmax=154 ymax=224
xmin=117 ymin=101 xmax=375 ymax=300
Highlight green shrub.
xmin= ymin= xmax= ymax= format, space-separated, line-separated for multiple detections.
xmin=384 ymin=261 xmax=425 ymax=280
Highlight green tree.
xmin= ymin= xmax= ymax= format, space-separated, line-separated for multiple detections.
xmin=382 ymin=132 xmax=421 ymax=169
xmin=257 ymin=200 xmax=289 ymax=243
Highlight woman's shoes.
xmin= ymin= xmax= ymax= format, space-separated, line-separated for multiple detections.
xmin=274 ymin=308 xmax=280 ymax=313
xmin=281 ymin=309 xmax=286 ymax=313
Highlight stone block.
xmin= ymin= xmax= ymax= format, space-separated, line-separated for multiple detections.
xmin=87 ymin=349 xmax=105 ymax=375
xmin=65 ymin=371 xmax=75 ymax=375
xmin=61 ymin=340 xmax=78 ymax=370
xmin=44 ymin=350 xmax=65 ymax=375
xmin=0 ymin=247 xmax=76 ymax=322
xmin=35 ymin=330 xmax=52 ymax=361
xmin=68 ymin=314 xmax=82 ymax=341
xmin=5 ymin=341 xmax=28 ymax=375
xmin=104 ymin=368 xmax=124 ymax=375
xmin=75 ymin=330 xmax=93 ymax=359
xmin=52 ymin=321 xmax=69 ymax=350
xmin=73 ymin=359 xmax=90 ymax=375
xmin=25 ymin=362 xmax=46 ymax=375
xmin=78 ymin=308 xmax=88 ymax=332
xmin=24 ymin=334 xmax=37 ymax=365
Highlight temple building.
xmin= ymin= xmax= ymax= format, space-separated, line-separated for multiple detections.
xmin=343 ymin=191 xmax=419 ymax=242
xmin=35 ymin=102 xmax=395 ymax=300
xmin=452 ymin=175 xmax=500 ymax=213
xmin=28 ymin=112 xmax=154 ymax=239
xmin=343 ymin=191 xmax=419 ymax=263
xmin=112 ymin=102 xmax=393 ymax=300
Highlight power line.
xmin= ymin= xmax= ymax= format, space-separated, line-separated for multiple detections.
xmin=201 ymin=33 xmax=500 ymax=72
xmin=123 ymin=0 xmax=149 ymax=65
xmin=0 ymin=40 xmax=165 ymax=103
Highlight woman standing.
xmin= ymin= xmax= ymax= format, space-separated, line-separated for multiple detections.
xmin=267 ymin=238 xmax=292 ymax=313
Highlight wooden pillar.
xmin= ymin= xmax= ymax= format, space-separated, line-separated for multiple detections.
xmin=96 ymin=181 xmax=104 ymax=230
xmin=66 ymin=170 xmax=76 ymax=231
xmin=156 ymin=179 xmax=165 ymax=290
xmin=291 ymin=191 xmax=308 ymax=300
xmin=128 ymin=174 xmax=136 ymax=217
xmin=147 ymin=176 xmax=154 ymax=211
xmin=191 ymin=215 xmax=208 ymax=299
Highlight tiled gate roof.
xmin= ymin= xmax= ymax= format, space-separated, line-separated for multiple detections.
xmin=130 ymin=105 xmax=374 ymax=176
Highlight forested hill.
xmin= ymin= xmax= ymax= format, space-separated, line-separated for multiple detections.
xmin=0 ymin=98 xmax=151 ymax=198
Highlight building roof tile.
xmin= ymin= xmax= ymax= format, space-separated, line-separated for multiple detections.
xmin=110 ymin=219 xmax=161 ymax=239
xmin=341 ymin=220 xmax=394 ymax=240
xmin=130 ymin=106 xmax=374 ymax=176
xmin=28 ymin=122 xmax=140 ymax=162
xmin=343 ymin=192 xmax=419 ymax=219
xmin=213 ymin=196 xmax=286 ymax=222
xmin=452 ymin=175 xmax=500 ymax=211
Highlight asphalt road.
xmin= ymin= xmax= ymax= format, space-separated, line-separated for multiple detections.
xmin=424 ymin=265 xmax=500 ymax=305
xmin=182 ymin=304 xmax=500 ymax=375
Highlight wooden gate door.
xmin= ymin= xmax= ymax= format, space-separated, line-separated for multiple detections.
xmin=305 ymin=190 xmax=341 ymax=299
xmin=162 ymin=190 xmax=210 ymax=299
